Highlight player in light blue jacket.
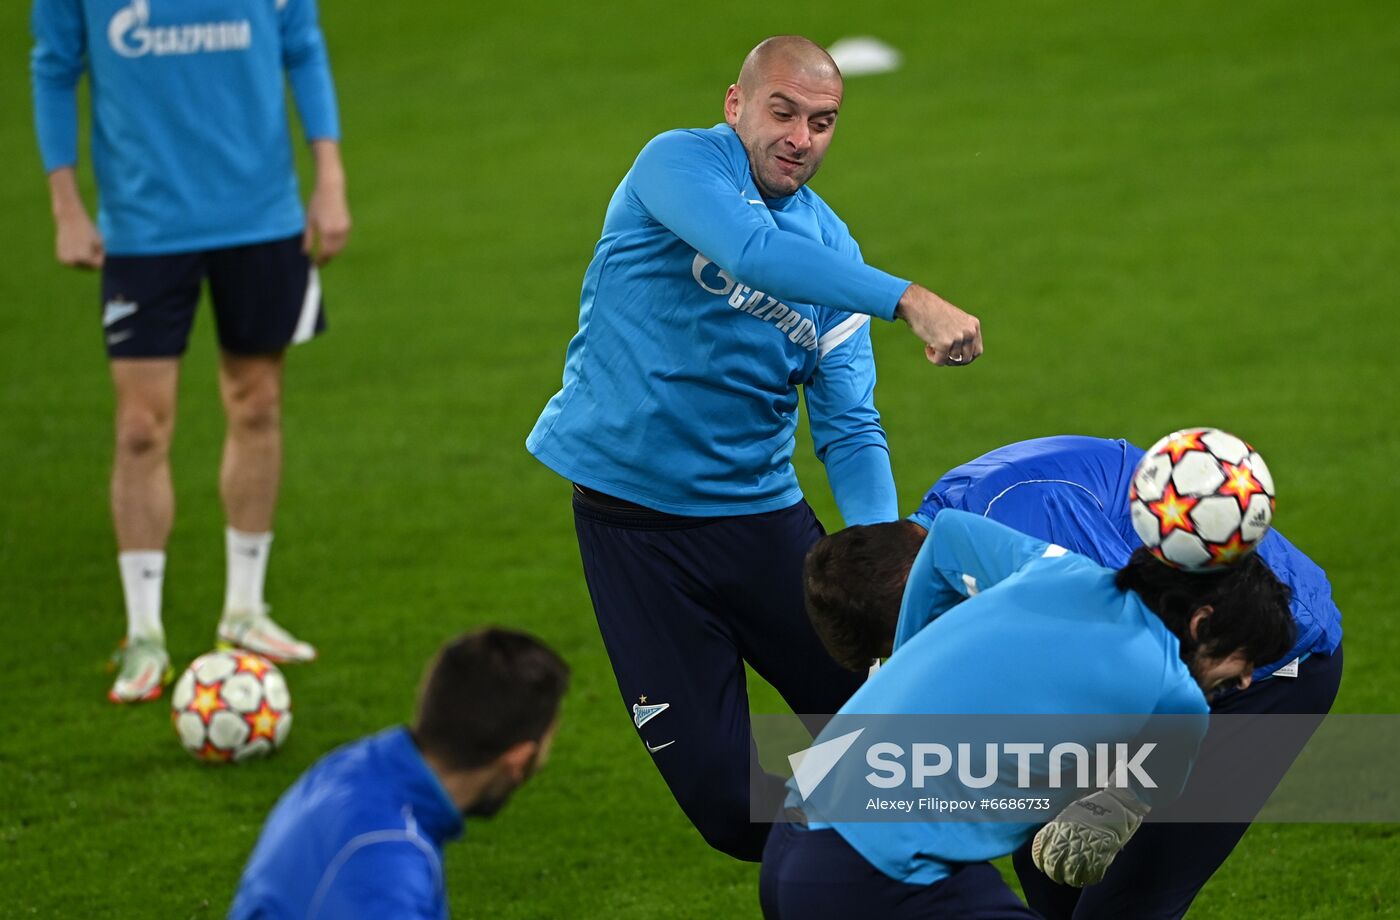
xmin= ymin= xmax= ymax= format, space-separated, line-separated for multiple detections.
xmin=31 ymin=0 xmax=352 ymax=700
xmin=761 ymin=508 xmax=1294 ymax=918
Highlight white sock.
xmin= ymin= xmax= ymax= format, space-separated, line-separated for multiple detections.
xmin=224 ymin=527 xmax=273 ymax=618
xmin=118 ymin=551 xmax=165 ymax=642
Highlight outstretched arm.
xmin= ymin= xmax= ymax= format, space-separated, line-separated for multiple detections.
xmin=629 ymin=129 xmax=982 ymax=364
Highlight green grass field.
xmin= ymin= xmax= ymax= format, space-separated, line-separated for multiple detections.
xmin=2 ymin=0 xmax=1398 ymax=916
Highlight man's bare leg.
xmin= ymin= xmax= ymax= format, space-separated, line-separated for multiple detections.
xmin=218 ymin=351 xmax=283 ymax=536
xmin=215 ymin=351 xmax=315 ymax=662
xmin=109 ymin=358 xmax=179 ymax=701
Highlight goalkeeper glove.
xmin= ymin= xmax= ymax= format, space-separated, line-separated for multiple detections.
xmin=1030 ymin=786 xmax=1148 ymax=887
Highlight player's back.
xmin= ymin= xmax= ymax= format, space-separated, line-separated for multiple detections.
xmin=870 ymin=548 xmax=1194 ymax=719
xmin=914 ymin=436 xmax=1136 ymax=527
xmin=229 ymin=727 xmax=457 ymax=920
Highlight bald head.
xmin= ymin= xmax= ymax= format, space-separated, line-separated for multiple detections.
xmin=737 ymin=36 xmax=843 ymax=100
xmin=725 ymin=36 xmax=844 ymax=198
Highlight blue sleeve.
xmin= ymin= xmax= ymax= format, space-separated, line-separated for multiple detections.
xmin=30 ymin=0 xmax=85 ymax=172
xmin=313 ymin=841 xmax=442 ymax=920
xmin=1253 ymin=529 xmax=1343 ymax=670
xmin=280 ymin=0 xmax=341 ymax=141
xmin=892 ymin=510 xmax=1051 ymax=650
xmin=627 ymin=130 xmax=911 ymax=320
xmin=908 ymin=483 xmax=946 ymax=530
xmin=805 ymin=312 xmax=897 ymax=525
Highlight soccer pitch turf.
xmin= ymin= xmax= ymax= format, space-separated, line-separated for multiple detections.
xmin=2 ymin=0 xmax=1397 ymax=916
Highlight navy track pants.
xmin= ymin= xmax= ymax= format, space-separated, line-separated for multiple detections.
xmin=760 ymin=821 xmax=1039 ymax=919
xmin=1013 ymin=644 xmax=1344 ymax=919
xmin=573 ymin=489 xmax=864 ymax=861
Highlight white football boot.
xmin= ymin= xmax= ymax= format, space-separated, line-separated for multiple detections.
xmin=108 ymin=636 xmax=173 ymax=703
xmin=217 ymin=606 xmax=317 ymax=663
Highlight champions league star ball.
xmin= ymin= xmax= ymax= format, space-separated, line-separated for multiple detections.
xmin=171 ymin=650 xmax=292 ymax=763
xmin=1130 ymin=428 xmax=1276 ymax=571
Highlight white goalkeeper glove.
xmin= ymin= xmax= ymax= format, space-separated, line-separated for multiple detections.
xmin=1031 ymin=785 xmax=1149 ymax=887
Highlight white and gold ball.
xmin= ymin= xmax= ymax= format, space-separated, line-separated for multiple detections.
xmin=1129 ymin=428 xmax=1275 ymax=571
xmin=170 ymin=649 xmax=292 ymax=763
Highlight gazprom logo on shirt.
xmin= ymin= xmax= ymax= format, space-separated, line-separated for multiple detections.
xmin=108 ymin=0 xmax=252 ymax=58
xmin=691 ymin=254 xmax=819 ymax=351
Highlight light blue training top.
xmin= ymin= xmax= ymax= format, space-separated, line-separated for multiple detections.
xmin=527 ymin=124 xmax=912 ymax=523
xmin=803 ymin=510 xmax=1209 ymax=885
xmin=31 ymin=0 xmax=340 ymax=254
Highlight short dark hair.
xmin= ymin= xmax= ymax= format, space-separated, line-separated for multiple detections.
xmin=1115 ymin=548 xmax=1295 ymax=667
xmin=411 ymin=627 xmax=570 ymax=771
xmin=803 ymin=521 xmax=926 ymax=671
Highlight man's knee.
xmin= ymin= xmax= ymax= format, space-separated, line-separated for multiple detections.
xmin=692 ymin=803 xmax=770 ymax=861
xmin=224 ymin=377 xmax=282 ymax=436
xmin=220 ymin=354 xmax=284 ymax=437
xmin=228 ymin=393 xmax=281 ymax=436
xmin=672 ymin=769 xmax=777 ymax=861
xmin=114 ymin=405 xmax=174 ymax=460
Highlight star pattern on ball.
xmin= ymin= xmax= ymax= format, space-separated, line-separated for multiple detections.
xmin=1162 ymin=431 xmax=1207 ymax=464
xmin=1218 ymin=461 xmax=1266 ymax=511
xmin=1148 ymin=482 xmax=1198 ymax=537
xmin=189 ymin=681 xmax=228 ymax=725
xmin=1207 ymin=532 xmax=1252 ymax=566
xmin=234 ymin=653 xmax=271 ymax=678
xmin=243 ymin=700 xmax=282 ymax=743
xmin=198 ymin=741 xmax=233 ymax=764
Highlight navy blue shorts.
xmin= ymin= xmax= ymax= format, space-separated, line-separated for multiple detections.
xmin=1013 ymin=644 xmax=1344 ymax=920
xmin=100 ymin=233 xmax=324 ymax=358
xmin=572 ymin=487 xmax=864 ymax=861
xmin=760 ymin=821 xmax=1037 ymax=919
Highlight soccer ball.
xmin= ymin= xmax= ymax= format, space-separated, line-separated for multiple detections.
xmin=1129 ymin=428 xmax=1275 ymax=571
xmin=171 ymin=650 xmax=292 ymax=763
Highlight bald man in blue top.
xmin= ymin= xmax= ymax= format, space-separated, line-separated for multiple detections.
xmin=528 ymin=35 xmax=985 ymax=860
